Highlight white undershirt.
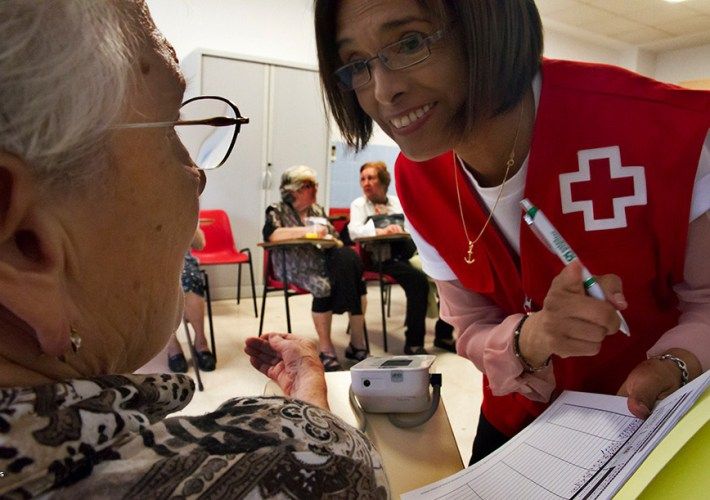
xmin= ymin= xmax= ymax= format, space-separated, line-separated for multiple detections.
xmin=407 ymin=72 xmax=710 ymax=281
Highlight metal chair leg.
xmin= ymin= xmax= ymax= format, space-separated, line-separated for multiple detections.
xmin=237 ymin=264 xmax=242 ymax=304
xmin=247 ymin=255 xmax=258 ymax=317
xmin=201 ymin=270 xmax=216 ymax=363
xmin=280 ymin=248 xmax=293 ymax=333
xmin=378 ymin=260 xmax=388 ymax=352
xmin=183 ymin=321 xmax=204 ymax=391
xmin=258 ymin=285 xmax=268 ymax=336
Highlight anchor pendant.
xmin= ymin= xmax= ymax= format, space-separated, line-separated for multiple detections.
xmin=464 ymin=241 xmax=475 ymax=264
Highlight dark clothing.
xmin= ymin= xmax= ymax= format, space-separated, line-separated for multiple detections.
xmin=263 ymin=201 xmax=366 ymax=314
xmin=181 ymin=253 xmax=205 ymax=297
xmin=469 ymin=409 xmax=510 ymax=465
xmin=0 ymin=375 xmax=388 ymax=498
xmin=312 ymin=247 xmax=367 ymax=313
xmin=379 ymin=259 xmax=429 ymax=347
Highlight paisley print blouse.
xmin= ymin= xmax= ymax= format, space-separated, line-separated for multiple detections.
xmin=0 ymin=374 xmax=388 ymax=498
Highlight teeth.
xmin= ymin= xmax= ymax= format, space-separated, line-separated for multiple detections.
xmin=390 ymin=104 xmax=432 ymax=129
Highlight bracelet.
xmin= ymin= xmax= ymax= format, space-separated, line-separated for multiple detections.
xmin=653 ymin=354 xmax=689 ymax=387
xmin=513 ymin=314 xmax=550 ymax=373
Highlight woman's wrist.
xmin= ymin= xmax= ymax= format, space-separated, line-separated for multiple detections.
xmin=516 ymin=313 xmax=552 ymax=371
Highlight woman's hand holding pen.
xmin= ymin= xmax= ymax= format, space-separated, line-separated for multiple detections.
xmin=519 ymin=261 xmax=628 ymax=367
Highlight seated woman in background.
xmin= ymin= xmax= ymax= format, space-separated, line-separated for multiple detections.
xmin=0 ymin=2 xmax=386 ymax=497
xmin=166 ymin=227 xmax=216 ymax=372
xmin=349 ymin=161 xmax=456 ymax=354
xmin=263 ymin=166 xmax=368 ymax=371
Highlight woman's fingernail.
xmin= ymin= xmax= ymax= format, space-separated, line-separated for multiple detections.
xmin=613 ymin=293 xmax=627 ymax=308
xmin=637 ymin=403 xmax=650 ymax=418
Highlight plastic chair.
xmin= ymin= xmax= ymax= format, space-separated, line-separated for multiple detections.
xmin=328 ymin=207 xmax=350 ymax=235
xmin=192 ymin=209 xmax=258 ymax=317
xmin=258 ymin=248 xmax=310 ymax=336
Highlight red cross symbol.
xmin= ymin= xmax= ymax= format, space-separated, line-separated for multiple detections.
xmin=560 ymin=146 xmax=647 ymax=231
xmin=570 ymin=157 xmax=636 ymax=220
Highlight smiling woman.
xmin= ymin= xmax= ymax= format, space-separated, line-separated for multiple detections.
xmin=0 ymin=1 xmax=387 ymax=497
xmin=315 ymin=0 xmax=710 ymax=468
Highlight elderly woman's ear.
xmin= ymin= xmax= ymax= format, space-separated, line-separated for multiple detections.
xmin=0 ymin=151 xmax=74 ymax=357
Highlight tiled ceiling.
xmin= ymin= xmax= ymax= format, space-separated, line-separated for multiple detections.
xmin=537 ymin=0 xmax=710 ymax=51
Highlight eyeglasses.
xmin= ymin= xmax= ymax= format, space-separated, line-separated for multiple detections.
xmin=112 ymin=95 xmax=248 ymax=170
xmin=334 ymin=30 xmax=444 ymax=91
xmin=299 ymin=181 xmax=318 ymax=190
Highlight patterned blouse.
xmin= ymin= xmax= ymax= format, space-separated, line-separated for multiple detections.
xmin=263 ymin=202 xmax=337 ymax=298
xmin=0 ymin=374 xmax=388 ymax=498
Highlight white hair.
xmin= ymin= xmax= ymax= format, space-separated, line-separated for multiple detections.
xmin=0 ymin=1 xmax=137 ymax=185
xmin=280 ymin=165 xmax=317 ymax=201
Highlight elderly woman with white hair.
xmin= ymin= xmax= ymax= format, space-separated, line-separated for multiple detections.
xmin=0 ymin=1 xmax=387 ymax=497
xmin=263 ymin=166 xmax=369 ymax=371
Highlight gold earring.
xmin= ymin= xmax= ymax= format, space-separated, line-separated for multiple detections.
xmin=70 ymin=327 xmax=82 ymax=353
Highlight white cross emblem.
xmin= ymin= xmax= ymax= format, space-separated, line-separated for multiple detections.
xmin=559 ymin=146 xmax=647 ymax=231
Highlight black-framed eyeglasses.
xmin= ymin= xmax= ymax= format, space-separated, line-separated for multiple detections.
xmin=334 ymin=30 xmax=445 ymax=91
xmin=113 ymin=95 xmax=249 ymax=170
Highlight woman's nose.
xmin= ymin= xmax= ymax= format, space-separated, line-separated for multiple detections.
xmin=369 ymin=63 xmax=406 ymax=105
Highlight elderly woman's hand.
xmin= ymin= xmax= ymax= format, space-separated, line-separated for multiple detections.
xmin=245 ymin=333 xmax=329 ymax=409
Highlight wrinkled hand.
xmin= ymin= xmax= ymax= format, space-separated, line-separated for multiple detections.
xmin=618 ymin=349 xmax=701 ymax=418
xmin=244 ymin=333 xmax=329 ymax=409
xmin=520 ymin=260 xmax=627 ymax=367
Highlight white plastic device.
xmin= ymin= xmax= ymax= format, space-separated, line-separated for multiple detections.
xmin=350 ymin=355 xmax=436 ymax=413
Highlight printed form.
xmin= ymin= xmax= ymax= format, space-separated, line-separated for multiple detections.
xmin=403 ymin=370 xmax=710 ymax=500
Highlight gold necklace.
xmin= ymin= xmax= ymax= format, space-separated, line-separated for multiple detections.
xmin=454 ymin=101 xmax=526 ymax=264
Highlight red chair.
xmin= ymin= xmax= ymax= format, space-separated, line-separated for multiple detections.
xmin=192 ymin=209 xmax=258 ymax=318
xmin=258 ymin=248 xmax=310 ymax=336
xmin=328 ymin=207 xmax=350 ymax=235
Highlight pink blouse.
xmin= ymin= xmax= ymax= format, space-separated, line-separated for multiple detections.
xmin=437 ymin=212 xmax=710 ymax=403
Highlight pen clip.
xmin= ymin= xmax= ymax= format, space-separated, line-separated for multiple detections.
xmin=522 ymin=212 xmax=557 ymax=254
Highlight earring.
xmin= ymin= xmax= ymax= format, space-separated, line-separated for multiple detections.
xmin=70 ymin=327 xmax=82 ymax=353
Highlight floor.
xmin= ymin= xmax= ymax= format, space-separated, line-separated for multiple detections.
xmin=137 ymin=285 xmax=483 ymax=464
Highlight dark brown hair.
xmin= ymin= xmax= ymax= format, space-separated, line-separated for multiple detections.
xmin=314 ymin=0 xmax=543 ymax=150
xmin=359 ymin=161 xmax=390 ymax=189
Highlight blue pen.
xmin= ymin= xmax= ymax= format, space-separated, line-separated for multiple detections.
xmin=520 ymin=198 xmax=630 ymax=336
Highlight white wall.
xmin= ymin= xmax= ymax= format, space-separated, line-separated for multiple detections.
xmin=543 ymin=28 xmax=625 ymax=67
xmin=146 ymin=1 xmax=709 ymax=86
xmin=146 ymin=0 xmax=317 ymax=67
xmin=654 ymin=43 xmax=710 ymax=84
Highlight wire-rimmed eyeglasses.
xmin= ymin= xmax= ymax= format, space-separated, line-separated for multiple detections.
xmin=334 ymin=30 xmax=445 ymax=91
xmin=113 ymin=95 xmax=248 ymax=170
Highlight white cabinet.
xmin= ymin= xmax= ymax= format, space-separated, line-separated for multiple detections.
xmin=182 ymin=50 xmax=330 ymax=300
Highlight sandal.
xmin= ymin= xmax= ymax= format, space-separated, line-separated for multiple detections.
xmin=319 ymin=352 xmax=342 ymax=372
xmin=344 ymin=343 xmax=368 ymax=362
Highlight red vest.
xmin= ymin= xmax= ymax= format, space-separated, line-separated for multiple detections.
xmin=396 ymin=59 xmax=710 ymax=437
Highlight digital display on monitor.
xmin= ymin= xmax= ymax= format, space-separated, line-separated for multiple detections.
xmin=380 ymin=359 xmax=412 ymax=368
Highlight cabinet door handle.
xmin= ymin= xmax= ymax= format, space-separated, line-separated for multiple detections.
xmin=262 ymin=162 xmax=273 ymax=189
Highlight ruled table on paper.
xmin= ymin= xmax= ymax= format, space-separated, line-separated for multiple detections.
xmin=402 ymin=371 xmax=710 ymax=500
